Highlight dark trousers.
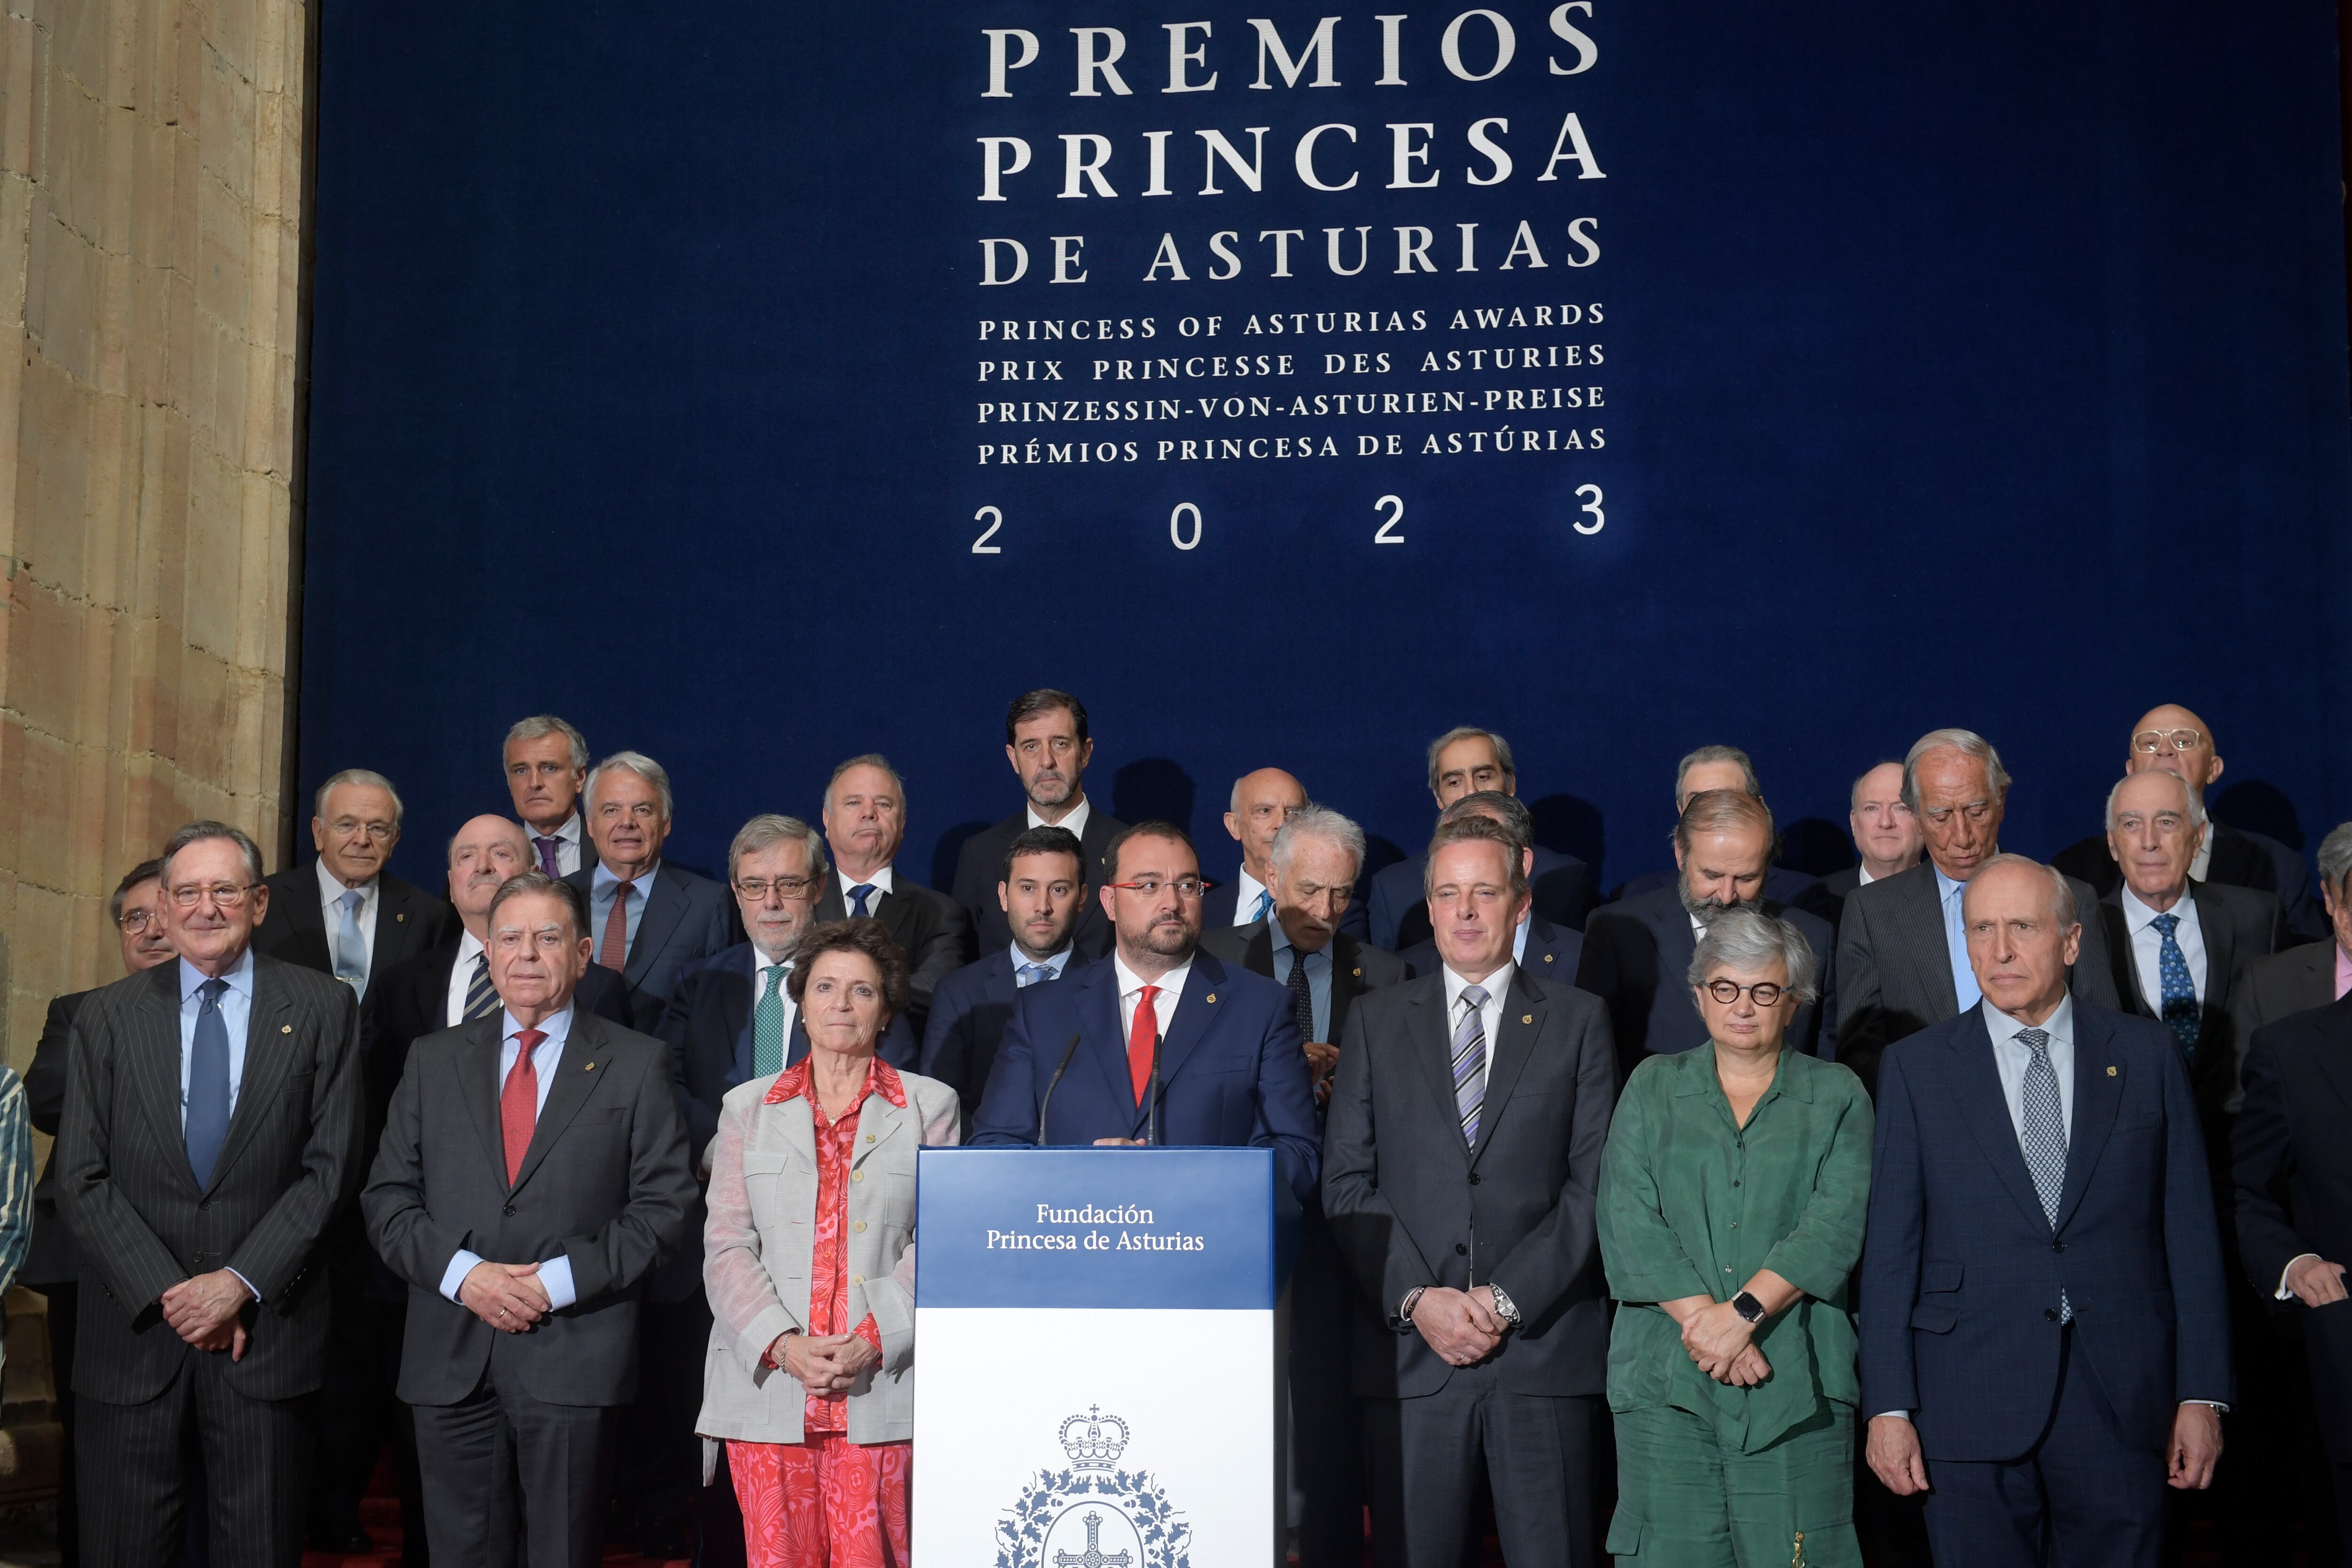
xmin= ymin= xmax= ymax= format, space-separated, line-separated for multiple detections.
xmin=1923 ymin=1328 xmax=2166 ymax=1568
xmin=413 ymin=1359 xmax=610 ymax=1568
xmin=311 ymin=1273 xmax=428 ymax=1562
xmin=1292 ymin=1205 xmax=1366 ymax=1568
xmin=40 ymin=1282 xmax=79 ymax=1568
xmin=613 ymin=1292 xmax=715 ymax=1550
xmin=1361 ymin=1377 xmax=1601 ymax=1568
xmin=76 ymin=1349 xmax=310 ymax=1568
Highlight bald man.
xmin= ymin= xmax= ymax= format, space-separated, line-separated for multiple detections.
xmin=313 ymin=820 xmax=633 ymax=1554
xmin=2054 ymin=705 xmax=2323 ymax=944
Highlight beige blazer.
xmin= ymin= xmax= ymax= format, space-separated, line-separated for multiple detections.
xmin=696 ymin=1063 xmax=960 ymax=1448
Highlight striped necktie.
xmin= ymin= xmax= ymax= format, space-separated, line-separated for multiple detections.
xmin=462 ymin=952 xmax=500 ymax=1021
xmin=1452 ymin=985 xmax=1489 ymax=1146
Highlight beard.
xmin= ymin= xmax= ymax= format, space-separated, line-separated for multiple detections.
xmin=1131 ymin=915 xmax=1196 ymax=959
xmin=1026 ymin=768 xmax=1073 ymax=805
xmin=1679 ymin=879 xmax=1759 ymax=923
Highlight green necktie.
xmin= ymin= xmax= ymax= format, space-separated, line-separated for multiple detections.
xmin=753 ymin=963 xmax=788 ymax=1077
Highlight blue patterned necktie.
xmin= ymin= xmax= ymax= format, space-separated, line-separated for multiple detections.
xmin=1452 ymin=985 xmax=1489 ymax=1146
xmin=1251 ymin=888 xmax=1274 ymax=923
xmin=2016 ymin=1026 xmax=2071 ymax=1322
xmin=752 ymin=963 xmax=788 ymax=1077
xmin=1017 ymin=962 xmax=1052 ymax=987
xmin=2150 ymin=912 xmax=2200 ymax=1059
xmin=334 ymin=888 xmax=369 ymax=996
xmin=849 ymin=883 xmax=876 ymax=918
xmin=186 ymin=978 xmax=233 ymax=1187
xmin=1945 ymin=882 xmax=1981 ymax=1011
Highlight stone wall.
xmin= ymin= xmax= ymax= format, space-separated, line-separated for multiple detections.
xmin=0 ymin=0 xmax=310 ymax=1072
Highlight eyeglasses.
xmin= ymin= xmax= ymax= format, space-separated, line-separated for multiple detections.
xmin=117 ymin=907 xmax=159 ymax=934
xmin=326 ymin=818 xmax=397 ymax=842
xmin=1704 ymin=979 xmax=1786 ymax=1006
xmin=734 ymin=876 xmax=819 ymax=900
xmin=2131 ymin=729 xmax=2205 ymax=755
xmin=1108 ymin=878 xmax=1210 ymax=900
xmin=167 ymin=883 xmax=255 ymax=909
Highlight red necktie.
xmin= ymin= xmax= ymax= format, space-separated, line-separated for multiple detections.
xmin=1127 ymin=985 xmax=1161 ymax=1105
xmin=501 ymin=1029 xmax=544 ymax=1186
xmin=598 ymin=881 xmax=635 ymax=971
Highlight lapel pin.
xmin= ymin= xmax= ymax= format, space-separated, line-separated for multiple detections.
xmin=1206 ymin=993 xmax=1217 ymax=1003
xmin=2107 ymin=1065 xmax=2117 ymax=1077
xmin=585 ymin=1062 xmax=596 ymax=1072
xmin=281 ymin=1024 xmax=292 ymax=1034
xmin=1544 ymin=953 xmax=1555 ymax=963
xmin=1352 ymin=967 xmax=1362 ymax=978
xmin=1522 ymin=1014 xmax=1534 ymax=1025
xmin=396 ymin=912 xmax=405 ymax=922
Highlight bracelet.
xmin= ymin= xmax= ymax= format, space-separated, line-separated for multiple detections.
xmin=1399 ymin=1286 xmax=1428 ymax=1324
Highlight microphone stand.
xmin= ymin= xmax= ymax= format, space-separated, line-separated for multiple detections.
xmin=1148 ymin=1033 xmax=1163 ymax=1146
xmin=1036 ymin=1033 xmax=1083 ymax=1147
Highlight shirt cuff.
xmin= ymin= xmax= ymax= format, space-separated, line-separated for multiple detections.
xmin=1872 ymin=1410 xmax=1912 ymax=1422
xmin=226 ymin=1268 xmax=261 ymax=1303
xmin=854 ymin=1314 xmax=882 ymax=1355
xmin=2280 ymin=1253 xmax=2322 ymax=1301
xmin=439 ymin=1249 xmax=485 ymax=1303
xmin=2183 ymin=1401 xmax=2230 ymax=1412
xmin=537 ymin=1255 xmax=577 ymax=1311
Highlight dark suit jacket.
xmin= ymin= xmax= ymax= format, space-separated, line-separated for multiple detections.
xmin=950 ymin=804 xmax=1127 ymax=963
xmin=1576 ymin=887 xmax=1836 ymax=1082
xmin=1835 ymin=860 xmax=2120 ymax=1100
xmin=1202 ymin=870 xmax=1371 ymax=941
xmin=2232 ymin=939 xmax=2342 ymax=1075
xmin=918 ymin=948 xmax=1031 ymax=1119
xmin=1369 ymin=846 xmax=1596 ymax=953
xmin=1196 ymin=922 xmax=1409 ymax=1046
xmin=1859 ymin=1001 xmax=2232 ymax=1460
xmin=1814 ymin=865 xmax=1865 ymax=935
xmin=56 ymin=956 xmax=364 ymax=1403
xmin=2057 ymin=819 xmax=2325 ymax=947
xmin=1322 ymin=968 xmax=1618 ymax=1398
xmin=2234 ymin=995 xmax=2352 ymax=1458
xmin=362 ymin=1010 xmax=696 ymax=1408
xmin=2095 ymin=881 xmax=2282 ymax=1144
xmin=251 ymin=865 xmax=458 ymax=990
xmin=968 ymin=951 xmax=1322 ymax=1203
xmin=813 ymin=873 xmax=969 ymax=1039
xmin=24 ymin=990 xmax=91 ymax=1287
xmin=1399 ymin=914 xmax=1583 ymax=990
xmin=562 ymin=862 xmax=737 ymax=1034
xmin=660 ymin=942 xmax=919 ymax=1167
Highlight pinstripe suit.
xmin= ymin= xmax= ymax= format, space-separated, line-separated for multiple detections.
xmin=56 ymin=954 xmax=363 ymax=1568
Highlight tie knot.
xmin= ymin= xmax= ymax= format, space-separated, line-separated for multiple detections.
xmin=760 ymin=964 xmax=787 ymax=996
xmin=199 ymin=977 xmax=229 ymax=1006
xmin=1461 ymin=984 xmax=1489 ymax=1010
xmin=515 ymin=1028 xmax=546 ymax=1053
xmin=2152 ymin=911 xmax=2178 ymax=936
xmin=1136 ymin=984 xmax=1160 ymax=1006
xmin=340 ymin=889 xmax=363 ymax=912
xmin=2018 ymin=1027 xmax=2050 ymax=1056
xmin=850 ymin=883 xmax=876 ymax=899
xmin=613 ymin=880 xmax=635 ymax=898
xmin=1018 ymin=963 xmax=1048 ymax=986
xmin=535 ymin=836 xmax=557 ymax=849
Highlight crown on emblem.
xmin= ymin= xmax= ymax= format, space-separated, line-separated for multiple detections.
xmin=1059 ymin=1405 xmax=1129 ymax=1469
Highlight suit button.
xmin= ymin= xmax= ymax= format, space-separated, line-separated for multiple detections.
xmin=1455 ymin=1243 xmax=1468 ymax=1256
xmin=1468 ymin=1173 xmax=1481 ymax=1186
xmin=503 ymin=1205 xmax=516 ymax=1217
xmin=2053 ymin=1241 xmax=2066 ymax=1253
xmin=851 ymin=1274 xmax=865 ymax=1286
xmin=853 ymin=1220 xmax=867 ymax=1234
xmin=199 ymin=1200 xmax=210 ymax=1211
xmin=2045 ymin=1308 xmax=2059 ymax=1321
xmin=850 ymin=1170 xmax=864 ymax=1184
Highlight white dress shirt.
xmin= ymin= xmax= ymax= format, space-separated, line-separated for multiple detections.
xmin=1230 ymin=866 xmax=1273 ymax=925
xmin=531 ymin=813 xmax=586 ymax=877
xmin=1985 ymin=995 xmax=2075 ymax=1142
xmin=2190 ymin=825 xmax=2213 ymax=883
xmin=315 ymin=858 xmax=380 ymax=972
xmin=1857 ymin=864 xmax=1880 ymax=887
xmin=837 ymin=865 xmax=896 ymax=913
xmin=1441 ymin=960 xmax=1514 ymax=1100
xmin=444 ymin=931 xmax=488 ymax=1028
xmin=2118 ymin=885 xmax=2208 ymax=1015
xmin=1028 ymin=795 xmax=1093 ymax=841
xmin=1113 ymin=953 xmax=1191 ymax=1047
xmin=438 ymin=1007 xmax=581 ymax=1310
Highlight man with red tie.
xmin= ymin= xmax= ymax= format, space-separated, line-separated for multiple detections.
xmin=363 ymin=872 xmax=697 ymax=1568
xmin=969 ymin=822 xmax=1322 ymax=1205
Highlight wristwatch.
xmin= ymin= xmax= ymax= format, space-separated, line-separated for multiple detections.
xmin=1731 ymin=1290 xmax=1766 ymax=1325
xmin=1488 ymin=1283 xmax=1523 ymax=1328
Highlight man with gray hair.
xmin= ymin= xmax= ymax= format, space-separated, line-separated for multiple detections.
xmin=503 ymin=714 xmax=596 ymax=877
xmin=254 ymin=767 xmax=457 ymax=1001
xmin=1611 ymin=743 xmax=1827 ymax=914
xmin=1837 ymin=729 xmax=2119 ymax=1099
xmin=1201 ymin=805 xmax=1408 ymax=1568
xmin=1366 ymin=726 xmax=1595 ymax=951
xmin=813 ymin=754 xmax=970 ymax=1040
xmin=561 ymin=750 xmax=735 ymax=1035
xmin=2234 ymin=820 xmax=2352 ymax=1044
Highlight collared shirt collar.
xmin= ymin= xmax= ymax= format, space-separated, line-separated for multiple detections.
xmin=314 ymin=857 xmax=375 ymax=906
xmin=2190 ymin=821 xmax=2214 ymax=882
xmin=1985 ymin=991 xmax=2074 ymax=1052
xmin=765 ymin=1053 xmax=908 ymax=1111
xmin=2336 ymin=944 xmax=2352 ymax=1001
xmin=501 ymin=1004 xmax=573 ymax=1051
xmin=1010 ymin=944 xmax=1075 ymax=980
xmin=2119 ymin=881 xmax=2198 ymax=933
xmin=1442 ymin=959 xmax=1513 ymax=1011
xmin=1113 ymin=951 xmax=1192 ymax=1005
xmin=1269 ymin=919 xmax=1329 ymax=967
xmin=545 ymin=813 xmax=583 ymax=849
xmin=179 ymin=946 xmax=256 ymax=1003
xmin=592 ymin=859 xmax=660 ymax=895
xmin=1027 ymin=795 xmax=1092 ymax=840
xmin=1857 ymin=863 xmax=1879 ymax=887
xmin=1231 ymin=865 xmax=1272 ymax=924
xmin=838 ymin=865 xmax=896 ymax=903
xmin=752 ymin=947 xmax=794 ymax=976
xmin=1933 ymin=864 xmax=1967 ymax=908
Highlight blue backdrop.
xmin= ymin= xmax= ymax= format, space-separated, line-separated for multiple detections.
xmin=300 ymin=1 xmax=2352 ymax=897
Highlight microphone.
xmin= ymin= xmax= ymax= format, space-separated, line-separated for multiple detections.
xmin=1147 ymin=1033 xmax=1163 ymax=1147
xmin=1036 ymin=1033 xmax=1083 ymax=1148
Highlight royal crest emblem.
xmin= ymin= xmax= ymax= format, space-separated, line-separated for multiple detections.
xmin=995 ymin=1406 xmax=1191 ymax=1568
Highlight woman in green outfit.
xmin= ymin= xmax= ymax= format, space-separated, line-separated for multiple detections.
xmin=1598 ymin=908 xmax=1874 ymax=1567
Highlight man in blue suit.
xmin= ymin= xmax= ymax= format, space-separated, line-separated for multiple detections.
xmin=1861 ymin=855 xmax=2231 ymax=1568
xmin=970 ymin=822 xmax=1322 ymax=1204
xmin=1367 ymin=728 xmax=1595 ymax=952
xmin=921 ymin=826 xmax=1088 ymax=1117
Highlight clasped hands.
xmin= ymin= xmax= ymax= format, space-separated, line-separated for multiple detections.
xmin=461 ymin=1260 xmax=552 ymax=1333
xmin=1411 ymin=1286 xmax=1510 ymax=1367
xmin=1664 ymin=1294 xmax=1769 ymax=1387
xmin=769 ymin=1331 xmax=880 ymax=1397
xmin=160 ymin=1269 xmax=254 ymax=1359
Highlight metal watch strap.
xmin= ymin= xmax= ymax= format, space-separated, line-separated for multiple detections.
xmin=1488 ymin=1282 xmax=1522 ymax=1325
xmin=1732 ymin=1289 xmax=1766 ymax=1324
xmin=1399 ymin=1286 xmax=1428 ymax=1325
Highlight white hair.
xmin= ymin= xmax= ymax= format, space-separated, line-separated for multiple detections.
xmin=2104 ymin=770 xmax=2205 ymax=832
xmin=585 ymin=750 xmax=674 ymax=821
xmin=314 ymin=768 xmax=403 ymax=826
xmin=1271 ymin=805 xmax=1366 ymax=879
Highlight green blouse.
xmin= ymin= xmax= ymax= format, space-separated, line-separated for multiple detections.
xmin=1598 ymin=1043 xmax=1874 ymax=1454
